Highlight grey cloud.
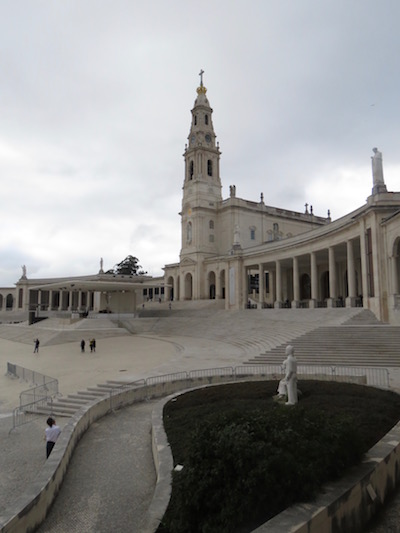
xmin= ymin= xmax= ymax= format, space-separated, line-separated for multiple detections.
xmin=1 ymin=1 xmax=400 ymax=285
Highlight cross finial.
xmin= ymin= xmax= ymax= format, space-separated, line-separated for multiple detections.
xmin=199 ymin=69 xmax=204 ymax=86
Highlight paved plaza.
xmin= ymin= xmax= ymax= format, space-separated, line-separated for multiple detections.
xmin=0 ymin=307 xmax=399 ymax=532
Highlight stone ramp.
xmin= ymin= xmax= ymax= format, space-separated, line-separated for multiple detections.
xmin=0 ymin=317 xmax=129 ymax=346
xmin=44 ymin=328 xmax=129 ymax=346
xmin=139 ymin=298 xmax=225 ymax=317
xmin=341 ymin=309 xmax=382 ymax=325
xmin=0 ymin=324 xmax=60 ymax=346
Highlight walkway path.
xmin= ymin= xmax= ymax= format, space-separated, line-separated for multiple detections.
xmin=35 ymin=401 xmax=157 ymax=533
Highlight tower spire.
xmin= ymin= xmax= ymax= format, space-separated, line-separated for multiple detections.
xmin=180 ymin=76 xmax=222 ymax=262
xmin=197 ymin=69 xmax=207 ymax=95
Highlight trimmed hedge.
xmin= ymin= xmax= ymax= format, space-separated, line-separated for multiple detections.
xmin=158 ymin=381 xmax=400 ymax=533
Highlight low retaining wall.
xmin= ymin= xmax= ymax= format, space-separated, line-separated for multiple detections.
xmin=0 ymin=374 xmax=399 ymax=533
xmin=252 ymin=419 xmax=400 ymax=532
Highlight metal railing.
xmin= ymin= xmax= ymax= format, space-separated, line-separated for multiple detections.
xmin=6 ymin=362 xmax=59 ymax=410
xmin=9 ymin=380 xmax=58 ymax=433
xmin=20 ymin=380 xmax=59 ymax=407
xmin=107 ymin=364 xmax=390 ymax=411
xmin=10 ymin=397 xmax=54 ymax=433
xmin=7 ymin=362 xmax=57 ymax=388
xmin=7 ymin=363 xmax=390 ymax=431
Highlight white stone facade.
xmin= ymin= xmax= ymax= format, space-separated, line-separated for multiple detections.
xmin=163 ymin=80 xmax=400 ymax=324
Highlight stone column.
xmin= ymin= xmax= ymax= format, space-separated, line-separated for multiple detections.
xmin=68 ymin=290 xmax=73 ymax=311
xmin=78 ymin=291 xmax=82 ymax=311
xmin=243 ymin=265 xmax=248 ymax=308
xmin=274 ymin=260 xmax=282 ymax=308
xmin=327 ymin=247 xmax=337 ymax=307
xmin=346 ymin=240 xmax=356 ymax=307
xmin=292 ymin=256 xmax=299 ymax=308
xmin=359 ymin=221 xmax=368 ymax=306
xmin=269 ymin=269 xmax=275 ymax=306
xmin=310 ymin=252 xmax=318 ymax=308
xmin=258 ymin=263 xmax=264 ymax=308
xmin=47 ymin=290 xmax=53 ymax=311
xmin=178 ymin=275 xmax=182 ymax=301
xmin=392 ymin=255 xmax=399 ymax=296
xmin=165 ymin=283 xmax=171 ymax=302
xmin=215 ymin=271 xmax=221 ymax=300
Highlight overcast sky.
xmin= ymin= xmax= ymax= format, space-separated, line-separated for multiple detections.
xmin=1 ymin=1 xmax=399 ymax=286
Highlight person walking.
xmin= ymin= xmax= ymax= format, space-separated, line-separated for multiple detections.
xmin=45 ymin=417 xmax=61 ymax=458
xmin=80 ymin=339 xmax=85 ymax=352
xmin=33 ymin=338 xmax=40 ymax=353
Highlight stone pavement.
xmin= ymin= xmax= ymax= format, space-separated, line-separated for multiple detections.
xmin=1 ymin=310 xmax=400 ymax=532
xmin=35 ymin=401 xmax=157 ymax=533
xmin=0 ymin=318 xmax=246 ymax=532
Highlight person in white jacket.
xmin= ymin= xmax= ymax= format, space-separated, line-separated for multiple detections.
xmin=45 ymin=417 xmax=61 ymax=458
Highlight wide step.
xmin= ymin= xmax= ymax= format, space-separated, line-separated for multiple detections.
xmin=247 ymin=323 xmax=400 ymax=368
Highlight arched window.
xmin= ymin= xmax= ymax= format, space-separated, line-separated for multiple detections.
xmin=207 ymin=159 xmax=213 ymax=176
xmin=194 ymin=115 xmax=197 ymax=126
xmin=209 ymin=220 xmax=214 ymax=229
xmin=205 ymin=114 xmax=209 ymax=125
xmin=189 ymin=161 xmax=194 ymax=180
xmin=250 ymin=228 xmax=256 ymax=240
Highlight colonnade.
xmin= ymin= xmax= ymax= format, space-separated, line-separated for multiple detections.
xmin=249 ymin=237 xmax=365 ymax=309
xmin=26 ymin=289 xmax=94 ymax=313
xmin=165 ymin=269 xmax=227 ymax=302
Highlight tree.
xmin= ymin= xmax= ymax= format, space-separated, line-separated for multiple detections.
xmin=105 ymin=255 xmax=147 ymax=276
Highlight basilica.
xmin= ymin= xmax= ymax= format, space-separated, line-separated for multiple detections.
xmin=2 ymin=77 xmax=400 ymax=324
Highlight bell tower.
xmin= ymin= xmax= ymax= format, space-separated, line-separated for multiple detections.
xmin=180 ymin=71 xmax=222 ymax=262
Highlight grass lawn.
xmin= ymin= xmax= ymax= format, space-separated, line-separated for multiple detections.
xmin=158 ymin=380 xmax=400 ymax=533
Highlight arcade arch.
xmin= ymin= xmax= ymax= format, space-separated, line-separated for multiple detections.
xmin=6 ymin=294 xmax=13 ymax=310
xmin=208 ymin=271 xmax=216 ymax=299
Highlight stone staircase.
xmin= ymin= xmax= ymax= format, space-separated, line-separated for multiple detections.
xmin=38 ymin=380 xmax=136 ymax=417
xmin=247 ymin=311 xmax=400 ymax=368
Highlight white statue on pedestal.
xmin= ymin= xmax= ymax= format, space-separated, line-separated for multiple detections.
xmin=371 ymin=147 xmax=387 ymax=194
xmin=277 ymin=345 xmax=298 ymax=405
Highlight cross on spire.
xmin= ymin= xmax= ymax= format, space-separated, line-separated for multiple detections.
xmin=199 ymin=69 xmax=204 ymax=86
